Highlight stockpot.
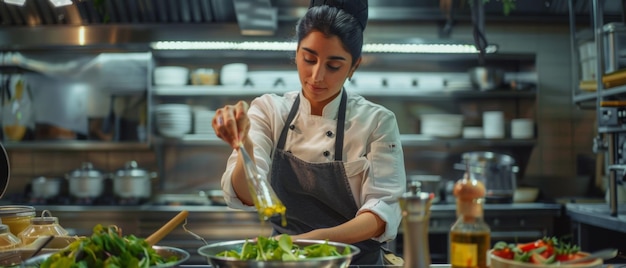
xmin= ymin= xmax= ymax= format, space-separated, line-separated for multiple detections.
xmin=31 ymin=176 xmax=61 ymax=199
xmin=112 ymin=161 xmax=157 ymax=199
xmin=65 ymin=162 xmax=106 ymax=198
xmin=456 ymin=151 xmax=518 ymax=202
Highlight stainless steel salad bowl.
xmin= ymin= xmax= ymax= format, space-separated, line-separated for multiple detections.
xmin=20 ymin=245 xmax=189 ymax=268
xmin=197 ymin=239 xmax=360 ymax=268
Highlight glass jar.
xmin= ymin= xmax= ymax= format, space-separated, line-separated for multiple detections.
xmin=18 ymin=210 xmax=69 ymax=246
xmin=0 ymin=224 xmax=21 ymax=250
xmin=0 ymin=205 xmax=35 ymax=236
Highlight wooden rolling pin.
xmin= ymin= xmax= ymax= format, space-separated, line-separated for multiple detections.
xmin=145 ymin=210 xmax=189 ymax=246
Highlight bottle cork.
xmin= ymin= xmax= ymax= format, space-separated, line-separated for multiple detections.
xmin=453 ymin=173 xmax=486 ymax=219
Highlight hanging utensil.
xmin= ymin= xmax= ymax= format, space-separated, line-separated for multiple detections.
xmin=471 ymin=0 xmax=488 ymax=66
xmin=239 ymin=144 xmax=286 ymax=223
xmin=439 ymin=0 xmax=455 ymax=38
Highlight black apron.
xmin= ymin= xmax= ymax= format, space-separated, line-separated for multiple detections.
xmin=269 ymin=91 xmax=382 ymax=265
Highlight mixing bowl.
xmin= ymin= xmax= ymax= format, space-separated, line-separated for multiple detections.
xmin=198 ymin=239 xmax=360 ymax=268
xmin=20 ymin=245 xmax=189 ymax=268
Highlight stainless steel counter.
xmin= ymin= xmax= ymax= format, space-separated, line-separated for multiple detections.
xmin=566 ymin=203 xmax=626 ymax=233
xmin=565 ymin=203 xmax=626 ymax=256
xmin=29 ymin=202 xmax=563 ymax=265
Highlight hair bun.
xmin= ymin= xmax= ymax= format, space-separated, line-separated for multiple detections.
xmin=309 ymin=0 xmax=368 ymax=30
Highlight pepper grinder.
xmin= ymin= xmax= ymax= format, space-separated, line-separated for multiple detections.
xmin=399 ymin=180 xmax=433 ymax=268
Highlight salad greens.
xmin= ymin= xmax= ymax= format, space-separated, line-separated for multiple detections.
xmin=491 ymin=236 xmax=584 ymax=265
xmin=217 ymin=234 xmax=351 ymax=261
xmin=37 ymin=224 xmax=178 ymax=268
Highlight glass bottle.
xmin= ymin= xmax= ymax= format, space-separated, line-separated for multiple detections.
xmin=0 ymin=224 xmax=21 ymax=250
xmin=18 ymin=210 xmax=69 ymax=246
xmin=449 ymin=173 xmax=490 ymax=268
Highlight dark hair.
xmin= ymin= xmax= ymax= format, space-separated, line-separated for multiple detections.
xmin=295 ymin=5 xmax=364 ymax=66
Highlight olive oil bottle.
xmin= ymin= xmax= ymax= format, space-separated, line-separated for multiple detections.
xmin=449 ymin=173 xmax=490 ymax=268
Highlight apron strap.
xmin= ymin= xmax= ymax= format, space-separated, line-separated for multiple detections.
xmin=334 ymin=90 xmax=347 ymax=161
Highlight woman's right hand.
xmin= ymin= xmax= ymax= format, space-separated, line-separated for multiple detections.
xmin=212 ymin=100 xmax=250 ymax=148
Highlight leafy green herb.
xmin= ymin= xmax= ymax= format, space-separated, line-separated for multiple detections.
xmin=37 ymin=224 xmax=178 ymax=268
xmin=216 ymin=234 xmax=350 ymax=261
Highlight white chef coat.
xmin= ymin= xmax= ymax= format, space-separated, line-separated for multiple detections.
xmin=220 ymin=89 xmax=406 ymax=243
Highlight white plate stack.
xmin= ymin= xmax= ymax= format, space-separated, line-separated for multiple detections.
xmin=155 ymin=104 xmax=192 ymax=138
xmin=193 ymin=108 xmax=216 ymax=135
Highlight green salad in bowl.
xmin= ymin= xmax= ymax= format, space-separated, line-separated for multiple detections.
xmin=198 ymin=234 xmax=359 ymax=268
xmin=21 ymin=224 xmax=189 ymax=268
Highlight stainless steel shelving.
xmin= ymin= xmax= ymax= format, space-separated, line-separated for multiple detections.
xmin=153 ymin=85 xmax=536 ymax=99
xmin=2 ymin=141 xmax=151 ymax=151
xmin=152 ymin=134 xmax=537 ymax=147
xmin=568 ymin=0 xmax=625 ymax=222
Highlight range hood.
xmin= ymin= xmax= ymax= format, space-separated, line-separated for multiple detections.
xmin=0 ymin=0 xmax=623 ymax=50
xmin=1 ymin=0 xmax=623 ymax=27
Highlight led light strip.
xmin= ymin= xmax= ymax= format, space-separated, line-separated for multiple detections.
xmin=151 ymin=41 xmax=498 ymax=54
xmin=3 ymin=0 xmax=71 ymax=7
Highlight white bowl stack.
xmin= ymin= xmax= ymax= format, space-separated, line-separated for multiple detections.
xmin=420 ymin=114 xmax=464 ymax=138
xmin=155 ymin=104 xmax=192 ymax=138
xmin=154 ymin=66 xmax=189 ymax=86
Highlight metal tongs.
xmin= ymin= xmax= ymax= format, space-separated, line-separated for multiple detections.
xmin=238 ymin=143 xmax=286 ymax=222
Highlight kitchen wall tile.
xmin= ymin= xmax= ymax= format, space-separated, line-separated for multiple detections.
xmin=8 ymin=151 xmax=33 ymax=176
xmin=85 ymin=152 xmax=109 ymax=171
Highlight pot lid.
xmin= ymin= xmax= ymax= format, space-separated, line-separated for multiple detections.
xmin=0 ymin=143 xmax=9 ymax=199
xmin=114 ymin=161 xmax=149 ymax=178
xmin=32 ymin=176 xmax=60 ymax=184
xmin=67 ymin=162 xmax=104 ymax=179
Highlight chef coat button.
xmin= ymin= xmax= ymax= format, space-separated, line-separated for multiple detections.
xmin=289 ymin=124 xmax=295 ymax=130
xmin=326 ymin=131 xmax=333 ymax=137
xmin=323 ymin=151 xmax=330 ymax=157
xmin=286 ymin=150 xmax=291 ymax=154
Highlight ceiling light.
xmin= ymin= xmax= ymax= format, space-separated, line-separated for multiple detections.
xmin=49 ymin=0 xmax=72 ymax=7
xmin=3 ymin=0 xmax=26 ymax=6
xmin=151 ymin=41 xmax=498 ymax=54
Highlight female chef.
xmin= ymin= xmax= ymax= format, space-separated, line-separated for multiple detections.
xmin=212 ymin=0 xmax=406 ymax=264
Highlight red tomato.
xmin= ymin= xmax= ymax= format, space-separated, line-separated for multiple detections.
xmin=556 ymin=253 xmax=584 ymax=262
xmin=492 ymin=248 xmax=514 ymax=260
xmin=517 ymin=240 xmax=546 ymax=252
xmin=540 ymin=244 xmax=554 ymax=258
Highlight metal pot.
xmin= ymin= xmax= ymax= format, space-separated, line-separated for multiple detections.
xmin=112 ymin=161 xmax=157 ymax=199
xmin=455 ymin=151 xmax=518 ymax=202
xmin=65 ymin=162 xmax=106 ymax=198
xmin=468 ymin=66 xmax=505 ymax=91
xmin=31 ymin=176 xmax=61 ymax=199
